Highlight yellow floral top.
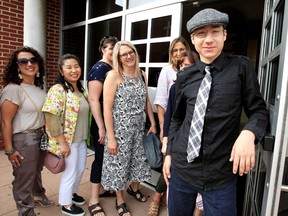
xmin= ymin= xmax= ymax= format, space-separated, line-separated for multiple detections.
xmin=42 ymin=84 xmax=87 ymax=156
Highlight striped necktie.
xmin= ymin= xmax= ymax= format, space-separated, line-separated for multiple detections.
xmin=187 ymin=66 xmax=212 ymax=163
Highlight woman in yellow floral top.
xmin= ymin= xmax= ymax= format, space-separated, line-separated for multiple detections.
xmin=42 ymin=54 xmax=89 ymax=216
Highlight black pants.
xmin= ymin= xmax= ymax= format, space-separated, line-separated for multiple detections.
xmin=90 ymin=133 xmax=104 ymax=183
xmin=155 ymin=172 xmax=167 ymax=193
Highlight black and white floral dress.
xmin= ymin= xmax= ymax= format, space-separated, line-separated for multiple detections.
xmin=101 ymin=75 xmax=151 ymax=191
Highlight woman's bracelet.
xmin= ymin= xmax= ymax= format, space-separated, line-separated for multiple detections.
xmin=4 ymin=148 xmax=15 ymax=156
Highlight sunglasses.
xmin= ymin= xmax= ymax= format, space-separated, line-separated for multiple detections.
xmin=102 ymin=35 xmax=118 ymax=40
xmin=100 ymin=35 xmax=119 ymax=47
xmin=17 ymin=57 xmax=38 ymax=66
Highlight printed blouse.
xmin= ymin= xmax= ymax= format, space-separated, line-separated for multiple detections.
xmin=42 ymin=84 xmax=87 ymax=156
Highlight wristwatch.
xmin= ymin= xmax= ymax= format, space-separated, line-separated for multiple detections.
xmin=4 ymin=148 xmax=15 ymax=156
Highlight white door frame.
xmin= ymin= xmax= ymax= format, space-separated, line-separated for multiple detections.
xmin=124 ymin=3 xmax=182 ymax=186
xmin=258 ymin=0 xmax=288 ymax=215
xmin=125 ymin=3 xmax=182 ymax=112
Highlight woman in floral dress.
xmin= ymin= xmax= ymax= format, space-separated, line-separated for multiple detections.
xmin=102 ymin=41 xmax=157 ymax=216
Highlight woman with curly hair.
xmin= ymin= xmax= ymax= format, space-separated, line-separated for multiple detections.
xmin=0 ymin=46 xmax=53 ymax=216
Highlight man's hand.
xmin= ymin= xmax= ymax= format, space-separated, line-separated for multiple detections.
xmin=229 ymin=130 xmax=256 ymax=176
xmin=163 ymin=155 xmax=172 ymax=186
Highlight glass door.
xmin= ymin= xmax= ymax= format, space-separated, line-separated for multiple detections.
xmin=125 ymin=3 xmax=182 ymax=112
xmin=124 ymin=3 xmax=182 ymax=186
xmin=243 ymin=0 xmax=288 ymax=215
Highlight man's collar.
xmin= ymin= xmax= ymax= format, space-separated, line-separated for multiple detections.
xmin=211 ymin=52 xmax=225 ymax=71
xmin=198 ymin=52 xmax=225 ymax=72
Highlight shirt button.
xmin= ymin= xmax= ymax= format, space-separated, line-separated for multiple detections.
xmin=207 ymin=108 xmax=210 ymax=112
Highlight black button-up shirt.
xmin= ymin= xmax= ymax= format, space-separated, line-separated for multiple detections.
xmin=167 ymin=52 xmax=268 ymax=190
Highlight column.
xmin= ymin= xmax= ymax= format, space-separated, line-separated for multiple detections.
xmin=24 ymin=0 xmax=46 ymax=59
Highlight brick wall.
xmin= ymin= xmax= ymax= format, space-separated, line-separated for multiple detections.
xmin=46 ymin=0 xmax=61 ymax=90
xmin=0 ymin=0 xmax=61 ymax=150
xmin=0 ymin=0 xmax=24 ymax=90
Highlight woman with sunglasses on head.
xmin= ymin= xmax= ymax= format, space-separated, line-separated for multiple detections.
xmin=148 ymin=37 xmax=190 ymax=215
xmin=159 ymin=51 xmax=202 ymax=216
xmin=154 ymin=36 xmax=191 ymax=142
xmin=42 ymin=54 xmax=89 ymax=216
xmin=0 ymin=46 xmax=54 ymax=216
xmin=87 ymin=35 xmax=118 ymax=216
xmin=102 ymin=41 xmax=157 ymax=216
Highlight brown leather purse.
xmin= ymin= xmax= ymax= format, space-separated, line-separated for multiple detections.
xmin=43 ymin=90 xmax=67 ymax=174
xmin=44 ymin=152 xmax=65 ymax=174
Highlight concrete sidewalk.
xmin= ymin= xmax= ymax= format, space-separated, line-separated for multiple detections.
xmin=0 ymin=150 xmax=167 ymax=216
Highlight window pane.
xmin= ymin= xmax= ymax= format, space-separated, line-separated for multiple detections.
xmin=62 ymin=26 xmax=85 ymax=79
xmin=87 ymin=18 xmax=122 ymax=72
xmin=148 ymin=67 xmax=161 ymax=87
xmin=278 ymin=158 xmax=288 ymax=214
xmin=261 ymin=66 xmax=268 ymax=99
xmin=128 ymin=0 xmax=158 ymax=8
xmin=268 ymin=0 xmax=273 ymax=11
xmin=151 ymin=16 xmax=171 ymax=38
xmin=254 ymin=156 xmax=266 ymax=215
xmin=134 ymin=44 xmax=147 ymax=63
xmin=267 ymin=57 xmax=279 ymax=105
xmin=263 ymin=21 xmax=271 ymax=57
xmin=274 ymin=1 xmax=284 ymax=48
xmin=131 ymin=20 xmax=148 ymax=40
xmin=150 ymin=42 xmax=170 ymax=63
xmin=89 ymin=0 xmax=123 ymax=18
xmin=63 ymin=0 xmax=86 ymax=25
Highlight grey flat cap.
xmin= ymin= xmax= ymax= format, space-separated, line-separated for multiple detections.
xmin=187 ymin=8 xmax=229 ymax=33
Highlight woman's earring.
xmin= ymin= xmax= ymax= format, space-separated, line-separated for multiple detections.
xmin=36 ymin=72 xmax=40 ymax=77
xmin=18 ymin=72 xmax=23 ymax=79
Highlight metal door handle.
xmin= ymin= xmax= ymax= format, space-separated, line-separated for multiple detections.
xmin=281 ymin=184 xmax=288 ymax=192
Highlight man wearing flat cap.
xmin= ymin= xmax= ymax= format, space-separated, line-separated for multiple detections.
xmin=163 ymin=8 xmax=268 ymax=216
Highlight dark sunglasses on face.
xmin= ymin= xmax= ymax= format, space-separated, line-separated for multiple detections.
xmin=17 ymin=57 xmax=38 ymax=66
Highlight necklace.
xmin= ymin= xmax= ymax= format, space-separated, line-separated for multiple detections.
xmin=122 ymin=71 xmax=138 ymax=78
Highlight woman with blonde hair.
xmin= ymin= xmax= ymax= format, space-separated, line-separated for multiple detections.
xmin=101 ymin=41 xmax=157 ymax=216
